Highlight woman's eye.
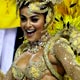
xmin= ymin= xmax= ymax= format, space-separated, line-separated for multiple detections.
xmin=31 ymin=17 xmax=39 ymax=22
xmin=20 ymin=15 xmax=27 ymax=22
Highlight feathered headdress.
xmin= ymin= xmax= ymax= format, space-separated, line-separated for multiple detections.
xmin=16 ymin=0 xmax=80 ymax=36
xmin=50 ymin=0 xmax=80 ymax=35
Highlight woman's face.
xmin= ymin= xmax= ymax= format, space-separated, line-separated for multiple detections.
xmin=20 ymin=7 xmax=45 ymax=42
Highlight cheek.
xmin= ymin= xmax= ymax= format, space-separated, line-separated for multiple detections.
xmin=35 ymin=21 xmax=45 ymax=30
xmin=20 ymin=22 xmax=25 ymax=32
xmin=20 ymin=22 xmax=25 ymax=29
xmin=20 ymin=21 xmax=23 ymax=27
xmin=36 ymin=24 xmax=44 ymax=30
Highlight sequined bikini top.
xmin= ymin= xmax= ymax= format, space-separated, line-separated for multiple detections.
xmin=12 ymin=55 xmax=47 ymax=80
xmin=12 ymin=32 xmax=62 ymax=80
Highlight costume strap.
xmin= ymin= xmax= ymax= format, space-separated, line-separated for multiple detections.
xmin=43 ymin=34 xmax=63 ymax=80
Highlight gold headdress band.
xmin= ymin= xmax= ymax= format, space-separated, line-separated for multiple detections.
xmin=16 ymin=0 xmax=62 ymax=28
xmin=16 ymin=0 xmax=62 ymax=8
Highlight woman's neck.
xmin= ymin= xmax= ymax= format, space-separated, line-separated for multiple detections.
xmin=24 ymin=32 xmax=51 ymax=53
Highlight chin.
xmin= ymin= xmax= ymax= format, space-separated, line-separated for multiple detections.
xmin=26 ymin=33 xmax=41 ymax=42
xmin=27 ymin=37 xmax=36 ymax=42
xmin=28 ymin=39 xmax=35 ymax=42
xmin=27 ymin=37 xmax=40 ymax=42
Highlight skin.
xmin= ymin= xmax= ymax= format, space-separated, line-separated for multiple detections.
xmin=13 ymin=48 xmax=64 ymax=80
xmin=2 ymin=2 xmax=80 ymax=80
xmin=3 ymin=6 xmax=65 ymax=80
xmin=20 ymin=7 xmax=45 ymax=42
xmin=13 ymin=6 xmax=64 ymax=80
xmin=15 ymin=7 xmax=80 ymax=80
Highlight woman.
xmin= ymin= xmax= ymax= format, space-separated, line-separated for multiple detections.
xmin=3 ymin=0 xmax=80 ymax=80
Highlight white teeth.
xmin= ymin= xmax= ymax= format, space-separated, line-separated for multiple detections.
xmin=27 ymin=30 xmax=35 ymax=33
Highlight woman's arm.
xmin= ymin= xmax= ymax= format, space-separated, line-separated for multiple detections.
xmin=54 ymin=38 xmax=80 ymax=80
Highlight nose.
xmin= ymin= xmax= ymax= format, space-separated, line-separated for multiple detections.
xmin=26 ymin=20 xmax=32 ymax=28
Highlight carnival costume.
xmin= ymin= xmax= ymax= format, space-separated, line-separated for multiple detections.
xmin=1 ymin=0 xmax=80 ymax=80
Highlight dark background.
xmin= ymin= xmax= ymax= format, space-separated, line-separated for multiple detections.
xmin=13 ymin=27 xmax=24 ymax=60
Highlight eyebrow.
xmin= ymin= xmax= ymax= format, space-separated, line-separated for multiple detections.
xmin=20 ymin=13 xmax=40 ymax=19
xmin=20 ymin=15 xmax=27 ymax=21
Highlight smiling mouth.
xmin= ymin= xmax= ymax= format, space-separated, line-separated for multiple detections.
xmin=25 ymin=29 xmax=36 ymax=35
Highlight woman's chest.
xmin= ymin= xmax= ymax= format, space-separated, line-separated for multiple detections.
xmin=13 ymin=48 xmax=61 ymax=80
